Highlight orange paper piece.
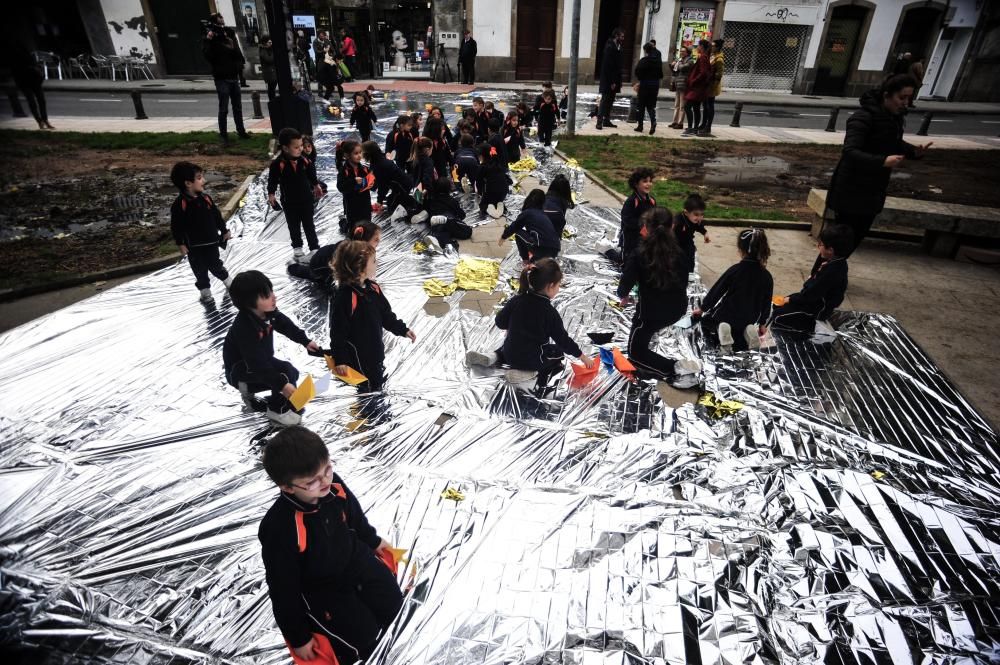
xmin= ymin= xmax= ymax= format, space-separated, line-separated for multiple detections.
xmin=324 ymin=355 xmax=368 ymax=386
xmin=288 ymin=375 xmax=315 ymax=411
xmin=612 ymin=347 xmax=636 ymax=374
xmin=287 ymin=633 xmax=341 ymax=665
xmin=359 ymin=172 xmax=375 ymax=193
xmin=569 ymin=356 xmax=600 ymax=389
xmin=772 ymin=295 xmax=789 ymax=306
xmin=376 ymin=546 xmax=407 ymax=574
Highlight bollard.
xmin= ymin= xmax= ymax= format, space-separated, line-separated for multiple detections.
xmin=251 ymin=91 xmax=263 ymax=119
xmin=131 ymin=90 xmax=148 ymax=120
xmin=824 ymin=107 xmax=840 ymax=132
xmin=627 ymin=95 xmax=638 ymax=123
xmin=729 ymin=102 xmax=743 ymax=127
xmin=6 ymin=89 xmax=27 ymax=117
xmin=916 ymin=111 xmax=933 ymax=136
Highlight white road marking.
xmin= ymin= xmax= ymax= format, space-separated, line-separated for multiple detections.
xmin=155 ymin=99 xmax=200 ymax=103
xmin=79 ymin=98 xmax=122 ymax=103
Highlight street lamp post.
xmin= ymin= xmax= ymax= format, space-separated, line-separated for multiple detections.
xmin=567 ymin=0 xmax=582 ymax=136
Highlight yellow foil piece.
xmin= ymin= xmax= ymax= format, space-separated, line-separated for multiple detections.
xmin=441 ymin=487 xmax=465 ymax=502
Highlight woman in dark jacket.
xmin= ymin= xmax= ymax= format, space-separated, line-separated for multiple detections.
xmin=259 ymin=36 xmax=277 ymax=101
xmin=633 ymin=42 xmax=663 ymax=135
xmin=826 ymin=74 xmax=931 ymax=255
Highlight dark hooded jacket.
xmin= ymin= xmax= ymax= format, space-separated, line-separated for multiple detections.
xmin=599 ymin=38 xmax=623 ymax=93
xmin=827 ymin=89 xmax=918 ymax=215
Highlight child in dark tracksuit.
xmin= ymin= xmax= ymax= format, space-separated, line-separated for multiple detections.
xmin=501 ymin=189 xmax=560 ymax=262
xmin=350 ymin=91 xmax=377 ymax=142
xmin=616 ymin=208 xmax=692 ymax=382
xmin=543 ymin=174 xmax=575 ymax=237
xmin=620 ymin=167 xmax=657 ymax=263
xmin=502 ymin=112 xmax=525 ymax=163
xmin=673 ymin=193 xmax=710 ymax=274
xmin=362 ymin=141 xmax=421 ymax=223
xmin=423 ymin=179 xmax=473 ymax=249
xmin=535 ymin=91 xmax=560 ymax=146
xmin=269 ymin=128 xmax=323 ymax=260
xmin=454 ymin=133 xmax=480 ymax=193
xmin=169 ymin=161 xmax=231 ymax=301
xmin=336 ymin=139 xmax=374 ymax=225
xmin=287 ymin=221 xmax=381 ymax=291
xmin=408 ymin=137 xmax=436 ymax=196
xmin=695 ymin=229 xmax=773 ymax=351
xmin=465 ymin=258 xmax=593 ymax=390
xmin=259 ymin=427 xmax=402 ymax=665
xmin=223 ymin=271 xmax=319 ymax=426
xmin=771 ymin=224 xmax=852 ymax=336
xmin=330 ymin=240 xmax=415 ymax=393
xmin=478 ymin=143 xmax=510 ymax=219
xmin=385 ymin=116 xmax=414 ymax=172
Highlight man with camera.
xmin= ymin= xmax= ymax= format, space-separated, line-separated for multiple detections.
xmin=203 ymin=13 xmax=251 ymax=145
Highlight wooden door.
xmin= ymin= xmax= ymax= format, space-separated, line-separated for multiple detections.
xmin=148 ymin=0 xmax=211 ymax=75
xmin=594 ymin=0 xmax=640 ymax=83
xmin=515 ymin=0 xmax=558 ymax=80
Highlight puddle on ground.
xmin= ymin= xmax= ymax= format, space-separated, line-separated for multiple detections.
xmin=703 ymin=155 xmax=790 ymax=187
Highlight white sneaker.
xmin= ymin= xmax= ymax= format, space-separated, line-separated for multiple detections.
xmin=671 ymin=373 xmax=701 ymax=390
xmin=487 ymin=204 xmax=504 ymax=219
xmin=430 ymin=215 xmax=447 ymax=227
xmin=504 ymin=368 xmax=537 ymax=388
xmin=390 ymin=205 xmax=408 ymax=222
xmin=744 ymin=324 xmax=761 ymax=350
xmin=303 ymin=250 xmax=316 ymax=263
xmin=813 ymin=319 xmax=837 ymax=343
xmin=717 ymin=322 xmax=734 ymax=346
xmin=461 ymin=176 xmax=472 ymax=193
xmin=199 ymin=288 xmax=213 ymax=302
xmin=266 ymin=408 xmax=302 ymax=427
xmin=674 ymin=358 xmax=702 ymax=376
xmin=495 ymin=202 xmax=505 ymax=217
xmin=423 ymin=234 xmax=442 ymax=253
xmin=466 ymin=350 xmax=497 ymax=367
xmin=223 ymin=276 xmax=233 ymax=289
xmin=293 ymin=247 xmax=305 ymax=259
xmin=410 ymin=210 xmax=429 ymax=224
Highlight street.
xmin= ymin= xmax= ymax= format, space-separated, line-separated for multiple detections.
xmin=1 ymin=91 xmax=999 ymax=136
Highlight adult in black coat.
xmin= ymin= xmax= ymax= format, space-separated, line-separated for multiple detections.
xmin=826 ymin=74 xmax=931 ymax=255
xmin=596 ymin=27 xmax=625 ymax=129
xmin=203 ymin=15 xmax=250 ymax=143
xmin=459 ymin=30 xmax=478 ymax=84
xmin=633 ymin=42 xmax=663 ymax=134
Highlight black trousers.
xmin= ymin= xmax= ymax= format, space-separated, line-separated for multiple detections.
xmin=684 ymin=100 xmax=701 ymax=130
xmin=18 ymin=81 xmax=48 ymax=123
xmin=310 ymin=550 xmax=404 ymax=664
xmin=598 ymin=89 xmax=617 ymax=122
xmin=701 ymin=315 xmax=753 ymax=352
xmin=636 ymin=86 xmax=658 ymax=126
xmin=187 ymin=244 xmax=228 ymax=290
xmin=282 ymin=198 xmax=320 ymax=250
xmin=461 ymin=59 xmax=475 ymax=84
xmin=496 ymin=344 xmax=565 ymax=385
xmin=831 ymin=211 xmax=876 ymax=256
xmin=344 ymin=56 xmax=357 ymax=81
xmin=627 ymin=317 xmax=677 ymax=380
xmin=227 ymin=358 xmax=298 ymax=412
xmin=538 ymin=122 xmax=555 ymax=146
xmin=701 ymin=96 xmax=716 ymax=131
xmin=386 ymin=188 xmax=420 ymax=216
xmin=214 ymin=78 xmax=246 ymax=137
xmin=265 ymin=80 xmax=277 ymax=101
xmin=770 ymin=304 xmax=819 ymax=335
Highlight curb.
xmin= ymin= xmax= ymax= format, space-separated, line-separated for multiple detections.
xmin=0 ymin=172 xmax=259 ymax=303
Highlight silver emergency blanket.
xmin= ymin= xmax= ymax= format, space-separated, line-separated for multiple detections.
xmin=2 ymin=91 xmax=998 ymax=665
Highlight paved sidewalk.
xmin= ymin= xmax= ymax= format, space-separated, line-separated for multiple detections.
xmin=0 ymin=115 xmax=273 ymax=133
xmin=573 ymin=118 xmax=1000 ymax=150
xmin=40 ymin=76 xmax=1000 ymax=114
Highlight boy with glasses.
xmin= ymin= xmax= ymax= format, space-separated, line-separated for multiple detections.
xmin=259 ymin=426 xmax=403 ymax=663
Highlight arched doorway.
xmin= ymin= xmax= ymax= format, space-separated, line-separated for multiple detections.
xmin=813 ymin=4 xmax=869 ymax=96
xmin=892 ymin=5 xmax=945 ymax=64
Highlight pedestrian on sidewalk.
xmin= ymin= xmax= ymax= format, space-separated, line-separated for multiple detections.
xmin=908 ymin=56 xmax=924 ymax=107
xmin=5 ymin=43 xmax=53 ymax=130
xmin=682 ymin=40 xmax=712 ymax=136
xmin=459 ymin=30 xmax=478 ymax=85
xmin=668 ymin=47 xmax=693 ymax=129
xmin=699 ymin=39 xmax=725 ymax=137
xmin=340 ymin=28 xmax=358 ymax=82
xmin=259 ymin=36 xmax=277 ymax=101
xmin=633 ymin=42 xmax=663 ymax=135
xmin=826 ymin=74 xmax=932 ymax=256
xmin=204 ymin=14 xmax=251 ymax=145
xmin=596 ymin=27 xmax=625 ymax=130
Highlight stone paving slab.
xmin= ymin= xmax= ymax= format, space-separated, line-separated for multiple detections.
xmin=0 ymin=116 xmax=273 ymax=133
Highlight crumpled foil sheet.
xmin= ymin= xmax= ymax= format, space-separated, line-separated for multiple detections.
xmin=2 ymin=91 xmax=998 ymax=665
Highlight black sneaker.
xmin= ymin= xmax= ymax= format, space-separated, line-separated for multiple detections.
xmin=238 ymin=131 xmax=253 ymax=139
xmin=604 ymin=121 xmax=618 ymax=128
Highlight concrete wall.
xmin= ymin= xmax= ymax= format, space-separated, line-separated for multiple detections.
xmin=78 ymin=0 xmax=115 ymax=55
xmin=100 ymin=0 xmax=156 ymax=62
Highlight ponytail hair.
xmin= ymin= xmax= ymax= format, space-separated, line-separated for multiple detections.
xmin=335 ymin=139 xmax=360 ymax=170
xmin=361 ymin=140 xmax=383 ymax=164
xmin=546 ymin=174 xmax=575 ymax=208
xmin=408 ymin=136 xmax=433 ymax=164
xmin=332 ymin=240 xmax=375 ymax=285
xmin=637 ymin=207 xmax=684 ymax=290
xmin=518 ymin=257 xmax=563 ymax=295
xmin=738 ymin=228 xmax=770 ymax=266
xmin=350 ymin=221 xmax=380 ymax=243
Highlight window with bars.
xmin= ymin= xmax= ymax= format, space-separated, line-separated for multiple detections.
xmin=722 ymin=21 xmax=810 ymax=92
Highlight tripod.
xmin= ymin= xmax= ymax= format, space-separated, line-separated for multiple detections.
xmin=433 ymin=43 xmax=453 ymax=83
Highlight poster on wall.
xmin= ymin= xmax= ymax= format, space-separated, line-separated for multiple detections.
xmin=240 ymin=1 xmax=261 ymax=45
xmin=676 ymin=7 xmax=715 ymax=57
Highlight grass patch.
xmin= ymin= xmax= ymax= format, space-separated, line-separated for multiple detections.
xmin=0 ymin=130 xmax=272 ymax=157
xmin=560 ymin=134 xmax=805 ymax=221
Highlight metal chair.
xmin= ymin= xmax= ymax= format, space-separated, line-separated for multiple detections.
xmin=126 ymin=57 xmax=153 ymax=80
xmin=68 ymin=55 xmax=94 ymax=79
xmin=33 ymin=51 xmax=63 ymax=80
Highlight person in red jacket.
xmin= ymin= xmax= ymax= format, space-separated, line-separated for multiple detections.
xmin=340 ymin=28 xmax=358 ymax=81
xmin=682 ymin=40 xmax=713 ymax=136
